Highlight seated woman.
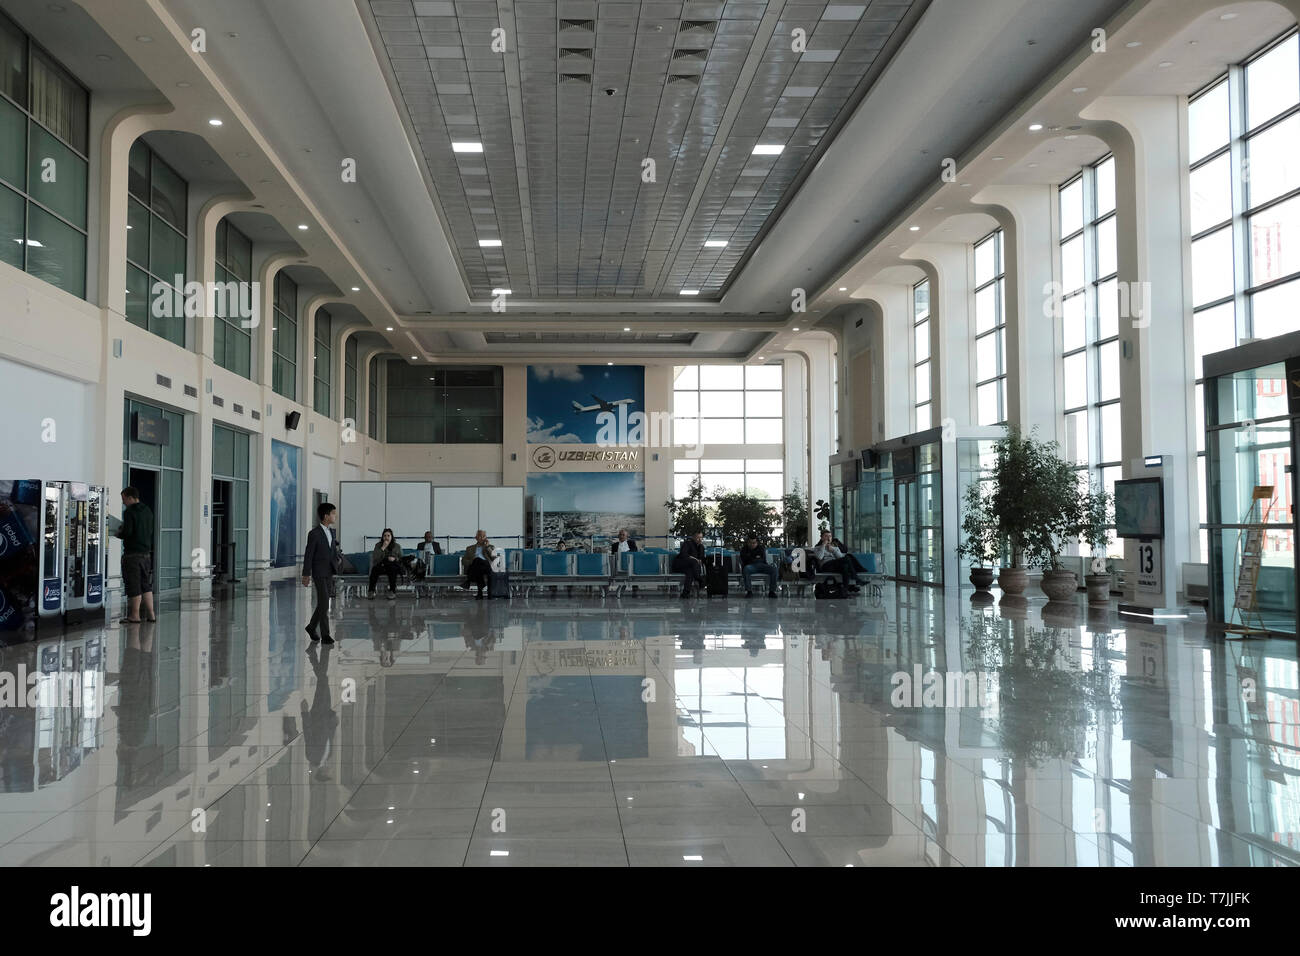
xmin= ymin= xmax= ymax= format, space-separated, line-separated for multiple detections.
xmin=368 ymin=528 xmax=402 ymax=599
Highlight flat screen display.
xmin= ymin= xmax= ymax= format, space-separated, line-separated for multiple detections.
xmin=1114 ymin=477 xmax=1164 ymax=539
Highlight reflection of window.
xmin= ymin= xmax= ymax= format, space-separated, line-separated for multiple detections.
xmin=1188 ymin=30 xmax=1300 ymax=559
xmin=973 ymin=232 xmax=1006 ymax=425
xmin=1057 ymin=157 xmax=1123 ymax=542
xmin=0 ymin=13 xmax=89 ymax=298
xmin=914 ymin=280 xmax=931 ymax=430
xmin=673 ymin=364 xmax=783 ymax=446
xmin=675 ymin=640 xmax=785 ymax=760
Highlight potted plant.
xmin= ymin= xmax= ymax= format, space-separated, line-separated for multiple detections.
xmin=956 ymin=479 xmax=1000 ymax=592
xmin=813 ymin=498 xmax=832 ymax=535
xmin=714 ymin=489 xmax=780 ymax=549
xmin=781 ymin=482 xmax=809 ymax=547
xmin=1079 ymin=485 xmax=1114 ymax=605
xmin=988 ymin=427 xmax=1080 ymax=602
xmin=664 ymin=478 xmax=713 ymax=539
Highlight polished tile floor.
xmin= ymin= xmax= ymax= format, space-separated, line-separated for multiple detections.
xmin=0 ymin=582 xmax=1296 ymax=866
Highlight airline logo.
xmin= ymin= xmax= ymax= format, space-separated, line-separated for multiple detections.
xmin=42 ymin=579 xmax=61 ymax=610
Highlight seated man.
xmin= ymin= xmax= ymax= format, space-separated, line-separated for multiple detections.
xmin=671 ymin=531 xmax=707 ymax=599
xmin=740 ymin=536 xmax=779 ymax=598
xmin=418 ymin=531 xmax=442 ymax=556
xmin=463 ymin=530 xmax=495 ymax=599
xmin=811 ymin=531 xmax=864 ymax=592
xmin=610 ymin=529 xmax=639 ymax=556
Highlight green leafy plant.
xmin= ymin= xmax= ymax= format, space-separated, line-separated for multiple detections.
xmin=989 ymin=426 xmax=1082 ymax=570
xmin=1078 ymin=484 xmax=1113 ymax=572
xmin=714 ymin=490 xmax=780 ymax=549
xmin=664 ymin=478 xmax=713 ymax=539
xmin=956 ymin=479 xmax=1001 ymax=568
xmin=781 ymin=481 xmax=809 ymax=546
xmin=813 ymin=498 xmax=832 ymax=533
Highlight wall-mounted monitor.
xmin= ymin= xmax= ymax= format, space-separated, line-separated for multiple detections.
xmin=1114 ymin=477 xmax=1164 ymax=539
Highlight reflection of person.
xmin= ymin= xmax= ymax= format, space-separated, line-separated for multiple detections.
xmin=302 ymin=503 xmax=339 ymax=644
xmin=116 ymin=487 xmax=155 ymax=624
xmin=812 ymin=531 xmax=863 ymax=592
xmin=463 ymin=603 xmax=496 ymax=665
xmin=368 ymin=528 xmax=401 ymax=599
xmin=740 ymin=537 xmax=779 ymax=599
xmin=302 ymin=644 xmax=338 ymax=773
xmin=672 ymin=532 xmax=706 ymax=599
xmin=463 ymin=530 xmax=495 ymax=599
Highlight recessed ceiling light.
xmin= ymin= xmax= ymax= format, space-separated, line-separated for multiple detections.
xmin=992 ymin=156 xmax=1004 ymax=161
xmin=752 ymin=144 xmax=784 ymax=155
xmin=1219 ymin=12 xmax=1237 ymax=19
xmin=386 ymin=326 xmax=394 ymax=331
xmin=297 ymin=224 xmax=308 ymax=231
xmin=1028 ymin=123 xmax=1043 ymax=131
xmin=136 ymin=35 xmax=153 ymax=42
xmin=704 ymin=240 xmax=728 ymax=247
xmin=208 ymin=118 xmax=223 ymax=126
xmin=452 ymin=141 xmax=483 ymax=153
xmin=909 ymin=225 xmax=920 ymax=232
xmin=624 ymin=327 xmax=631 ymax=332
xmin=350 ymin=286 xmax=360 ymax=292
xmin=1125 ymin=41 xmax=1142 ymax=48
xmin=838 ymin=287 xmax=847 ymax=291
xmin=492 ymin=288 xmax=511 ymax=295
xmin=1072 ymin=87 xmax=1088 ymax=94
xmin=479 ymin=239 xmax=502 ymax=247
xmin=410 ymin=355 xmax=417 ymax=360
xmin=683 ymin=855 xmax=703 ymax=861
xmin=792 ymin=327 xmax=800 ymax=332
xmin=758 ymin=356 xmax=765 ymax=361
xmin=1028 ymin=162 xmax=1039 ymax=168
xmin=1158 ymin=61 xmax=1173 ymax=68
xmin=607 ymin=362 xmax=613 ymax=366
xmin=679 ymin=289 xmax=699 ymax=295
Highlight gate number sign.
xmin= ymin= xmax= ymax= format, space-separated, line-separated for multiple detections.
xmin=1135 ymin=539 xmax=1161 ymax=594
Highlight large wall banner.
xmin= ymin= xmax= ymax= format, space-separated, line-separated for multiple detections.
xmin=270 ymin=439 xmax=300 ymax=569
xmin=526 ymin=472 xmax=645 ymax=543
xmin=526 ymin=364 xmax=645 ymax=444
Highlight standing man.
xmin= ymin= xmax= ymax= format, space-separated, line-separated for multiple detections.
xmin=302 ymin=502 xmax=340 ymax=644
xmin=116 ymin=487 xmax=155 ymax=623
xmin=672 ymin=531 xmax=707 ymax=599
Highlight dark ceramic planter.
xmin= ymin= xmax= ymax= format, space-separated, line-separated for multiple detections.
xmin=969 ymin=567 xmax=995 ymax=591
xmin=997 ymin=567 xmax=1028 ymax=597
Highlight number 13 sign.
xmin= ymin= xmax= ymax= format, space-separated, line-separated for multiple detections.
xmin=1135 ymin=539 xmax=1162 ymax=594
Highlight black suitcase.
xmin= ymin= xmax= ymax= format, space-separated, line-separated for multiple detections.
xmin=706 ymin=564 xmax=729 ymax=597
xmin=488 ymin=570 xmax=510 ymax=599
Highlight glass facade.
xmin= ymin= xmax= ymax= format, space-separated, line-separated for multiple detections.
xmin=122 ymin=398 xmax=184 ymax=592
xmin=211 ymin=423 xmax=250 ymax=579
xmin=368 ymin=355 xmax=379 ymax=439
xmin=125 ymin=138 xmax=187 ymax=346
xmin=272 ymin=272 xmax=297 ymax=400
xmin=856 ymin=434 xmax=944 ymax=586
xmin=0 ymin=13 xmax=88 ymax=298
xmin=213 ymin=218 xmax=252 ymax=378
xmin=386 ymin=363 xmax=503 ymax=443
xmin=673 ymin=364 xmax=783 ymax=446
xmin=973 ymin=230 xmax=1006 ymax=426
xmin=343 ymin=335 xmax=358 ymax=425
xmin=313 ymin=307 xmax=332 ymax=418
xmin=913 ymin=279 xmax=931 ymax=431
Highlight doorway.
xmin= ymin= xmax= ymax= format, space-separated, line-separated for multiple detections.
xmin=126 ymin=467 xmax=159 ymax=559
xmin=212 ymin=479 xmax=233 ymax=582
xmin=895 ymin=476 xmax=919 ymax=584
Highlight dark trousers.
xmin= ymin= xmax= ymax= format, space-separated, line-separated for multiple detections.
xmin=675 ymin=558 xmax=705 ymax=593
xmin=368 ymin=563 xmax=398 ymax=593
xmin=820 ymin=556 xmax=866 ymax=585
xmin=465 ymin=557 xmax=490 ymax=592
xmin=308 ymin=575 xmax=333 ymax=639
xmin=742 ymin=562 xmax=779 ymax=592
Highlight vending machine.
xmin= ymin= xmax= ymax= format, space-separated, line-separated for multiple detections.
xmin=61 ymin=482 xmax=107 ymax=624
xmin=0 ymin=479 xmax=42 ymax=635
xmin=38 ymin=481 xmax=63 ymax=620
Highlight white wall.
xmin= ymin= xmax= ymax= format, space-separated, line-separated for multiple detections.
xmin=0 ymin=357 xmax=97 ymax=480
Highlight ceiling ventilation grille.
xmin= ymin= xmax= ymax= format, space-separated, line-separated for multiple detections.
xmin=667 ymin=74 xmax=700 ymax=88
xmin=560 ymin=18 xmax=595 ymax=31
xmin=560 ymin=72 xmax=593 ymax=84
xmin=560 ymin=47 xmax=593 ymax=61
xmin=672 ymin=48 xmax=708 ymax=62
xmin=679 ymin=20 xmax=718 ymax=34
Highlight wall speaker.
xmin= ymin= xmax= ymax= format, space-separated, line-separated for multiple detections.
xmin=285 ymin=410 xmax=302 ymax=431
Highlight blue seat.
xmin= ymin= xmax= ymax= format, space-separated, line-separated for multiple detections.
xmin=538 ymin=552 xmax=570 ymax=576
xmin=432 ymin=554 xmax=461 ymax=576
xmin=576 ymin=553 xmax=607 ymax=576
xmin=631 ymin=552 xmax=661 ymax=576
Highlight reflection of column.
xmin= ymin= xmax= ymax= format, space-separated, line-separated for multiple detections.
xmin=1081 ymin=97 xmax=1194 ymax=604
xmin=645 ymin=635 xmax=679 ymax=758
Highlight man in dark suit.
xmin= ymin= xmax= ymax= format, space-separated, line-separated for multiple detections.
xmin=672 ymin=531 xmax=706 ymax=599
xmin=610 ymin=529 xmax=639 ymax=556
xmin=302 ymin=502 xmax=340 ymax=644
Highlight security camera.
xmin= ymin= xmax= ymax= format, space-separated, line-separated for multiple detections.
xmin=604 ymin=87 xmax=617 ymax=96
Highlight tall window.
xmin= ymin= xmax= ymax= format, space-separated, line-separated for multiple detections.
xmin=386 ymin=363 xmax=503 ymax=443
xmin=673 ymin=364 xmax=783 ymax=446
xmin=313 ymin=307 xmax=332 ymax=417
xmin=913 ymin=279 xmax=932 ymax=430
xmin=973 ymin=230 xmax=1006 ymax=425
xmin=1189 ymin=30 xmax=1300 ymax=558
xmin=272 ymin=271 xmax=297 ymax=400
xmin=673 ymin=457 xmax=785 ymax=532
xmin=125 ymin=139 xmax=187 ymax=346
xmin=1059 ymin=156 xmax=1123 ymax=509
xmin=214 ymin=218 xmax=252 ymax=378
xmin=368 ymin=356 xmax=379 ymax=439
xmin=0 ymin=13 xmax=88 ymax=297
xmin=344 ymin=336 xmax=358 ymax=425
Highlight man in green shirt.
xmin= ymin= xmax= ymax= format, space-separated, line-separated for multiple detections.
xmin=116 ymin=487 xmax=155 ymax=623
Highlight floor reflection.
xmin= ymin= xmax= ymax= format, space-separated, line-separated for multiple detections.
xmin=0 ymin=582 xmax=1296 ymax=866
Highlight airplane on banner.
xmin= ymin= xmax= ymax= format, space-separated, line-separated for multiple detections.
xmin=571 ymin=394 xmax=636 ymax=414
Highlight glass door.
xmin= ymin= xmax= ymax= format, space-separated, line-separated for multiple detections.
xmin=896 ymin=477 xmax=919 ymax=583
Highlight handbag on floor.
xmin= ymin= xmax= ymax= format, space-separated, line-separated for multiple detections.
xmin=814 ymin=579 xmax=847 ymax=599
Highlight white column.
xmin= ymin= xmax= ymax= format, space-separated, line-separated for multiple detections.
xmin=856 ymin=284 xmax=915 ymax=441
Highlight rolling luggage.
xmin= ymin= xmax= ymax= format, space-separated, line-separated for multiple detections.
xmin=488 ymin=570 xmax=510 ymax=599
xmin=705 ymin=563 xmax=729 ymax=597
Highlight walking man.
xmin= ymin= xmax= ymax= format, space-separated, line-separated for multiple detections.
xmin=116 ymin=487 xmax=155 ymax=623
xmin=303 ymin=502 xmax=340 ymax=644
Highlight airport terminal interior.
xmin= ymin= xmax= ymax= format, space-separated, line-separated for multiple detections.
xmin=0 ymin=0 xmax=1298 ymax=868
